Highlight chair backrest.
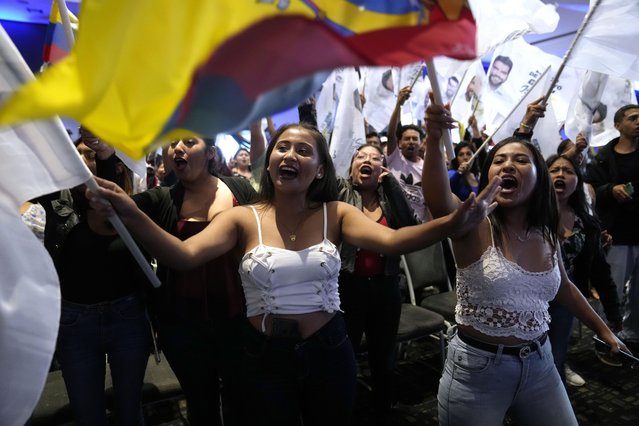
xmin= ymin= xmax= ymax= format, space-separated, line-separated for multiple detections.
xmin=401 ymin=241 xmax=452 ymax=304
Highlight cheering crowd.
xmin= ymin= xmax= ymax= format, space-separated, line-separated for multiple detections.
xmin=22 ymin=80 xmax=639 ymax=426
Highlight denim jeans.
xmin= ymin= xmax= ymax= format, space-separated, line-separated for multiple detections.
xmin=438 ymin=330 xmax=577 ymax=426
xmin=241 ymin=313 xmax=357 ymax=426
xmin=548 ymin=300 xmax=576 ymax=384
xmin=156 ymin=315 xmax=244 ymax=426
xmin=56 ymin=294 xmax=151 ymax=426
xmin=606 ymin=245 xmax=639 ymax=342
xmin=339 ymin=273 xmax=402 ymax=425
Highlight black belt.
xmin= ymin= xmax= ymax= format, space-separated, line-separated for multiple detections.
xmin=457 ymin=330 xmax=547 ymax=358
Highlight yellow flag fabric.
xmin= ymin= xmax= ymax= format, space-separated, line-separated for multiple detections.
xmin=0 ymin=0 xmax=473 ymax=159
xmin=1 ymin=1 xmax=318 ymax=158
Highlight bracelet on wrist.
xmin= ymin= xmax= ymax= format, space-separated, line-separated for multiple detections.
xmin=519 ymin=122 xmax=531 ymax=130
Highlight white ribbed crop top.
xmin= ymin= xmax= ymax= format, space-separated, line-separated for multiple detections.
xmin=455 ymin=220 xmax=561 ymax=340
xmin=239 ymin=204 xmax=342 ymax=331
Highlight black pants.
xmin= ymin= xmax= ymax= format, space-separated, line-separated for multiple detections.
xmin=339 ymin=273 xmax=402 ymax=426
xmin=156 ymin=315 xmax=244 ymax=426
xmin=241 ymin=313 xmax=357 ymax=426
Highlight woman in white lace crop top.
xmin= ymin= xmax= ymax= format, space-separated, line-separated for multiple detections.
xmin=88 ymin=123 xmax=499 ymax=426
xmin=423 ymin=94 xmax=628 ymax=426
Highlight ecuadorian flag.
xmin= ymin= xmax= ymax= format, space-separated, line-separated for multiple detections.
xmin=0 ymin=0 xmax=475 ymax=159
xmin=42 ymin=2 xmax=78 ymax=65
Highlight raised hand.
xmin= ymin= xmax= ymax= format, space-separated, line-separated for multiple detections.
xmin=396 ymin=86 xmax=412 ymax=107
xmin=424 ymin=92 xmax=456 ymax=144
xmin=519 ymin=96 xmax=546 ymax=133
xmin=449 ymin=176 xmax=501 ymax=238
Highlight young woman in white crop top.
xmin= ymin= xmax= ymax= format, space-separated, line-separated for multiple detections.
xmin=422 ymin=93 xmax=629 ymax=426
xmin=88 ymin=123 xmax=501 ymax=426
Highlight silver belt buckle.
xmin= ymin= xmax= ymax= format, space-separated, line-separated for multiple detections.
xmin=519 ymin=345 xmax=532 ymax=358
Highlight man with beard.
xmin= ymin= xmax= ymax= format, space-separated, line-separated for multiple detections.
xmin=386 ymin=86 xmax=427 ymax=222
xmin=488 ymin=55 xmax=513 ymax=91
xmin=587 ymin=104 xmax=639 ymax=355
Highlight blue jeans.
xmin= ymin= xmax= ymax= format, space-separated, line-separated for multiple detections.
xmin=548 ymin=300 xmax=576 ymax=384
xmin=438 ymin=330 xmax=577 ymax=426
xmin=56 ymin=295 xmax=151 ymax=426
xmin=241 ymin=313 xmax=357 ymax=426
xmin=606 ymin=245 xmax=639 ymax=342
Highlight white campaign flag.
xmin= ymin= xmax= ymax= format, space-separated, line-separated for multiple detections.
xmin=491 ymin=67 xmax=554 ymax=146
xmin=568 ymin=0 xmax=639 ymax=81
xmin=546 ymin=61 xmax=585 ymax=126
xmin=432 ymin=57 xmax=468 ymax=107
xmin=469 ymin=0 xmax=559 ymax=56
xmin=565 ymin=71 xmax=637 ymax=147
xmin=0 ymin=25 xmax=92 ymax=425
xmin=362 ymin=66 xmax=396 ymax=132
xmin=488 ymin=67 xmax=562 ymax=158
xmin=483 ymin=38 xmax=555 ymax=135
xmin=564 ymin=70 xmax=608 ymax=145
xmin=397 ymin=61 xmax=429 ymax=125
xmin=329 ymin=67 xmax=365 ymax=177
xmin=450 ymin=59 xmax=487 ymax=131
xmin=315 ymin=70 xmax=340 ymax=141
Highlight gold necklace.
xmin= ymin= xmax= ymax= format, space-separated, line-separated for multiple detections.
xmin=278 ymin=211 xmax=308 ymax=242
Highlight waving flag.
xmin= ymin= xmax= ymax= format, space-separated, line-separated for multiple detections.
xmin=564 ymin=71 xmax=637 ymax=147
xmin=0 ymin=25 xmax=92 ymax=425
xmin=469 ymin=0 xmax=559 ymax=56
xmin=568 ymin=0 xmax=639 ymax=81
xmin=0 ymin=0 xmax=476 ymax=159
xmin=42 ymin=1 xmax=78 ymax=65
xmin=329 ymin=67 xmax=366 ymax=177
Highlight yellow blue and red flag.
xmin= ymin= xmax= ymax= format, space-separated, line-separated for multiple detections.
xmin=0 ymin=0 xmax=475 ymax=158
xmin=42 ymin=1 xmax=78 ymax=65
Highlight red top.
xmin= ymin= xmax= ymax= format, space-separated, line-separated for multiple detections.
xmin=173 ymin=195 xmax=244 ymax=320
xmin=352 ymin=215 xmax=388 ymax=277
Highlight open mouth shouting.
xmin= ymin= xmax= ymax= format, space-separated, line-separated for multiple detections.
xmin=173 ymin=157 xmax=188 ymax=170
xmin=553 ymin=178 xmax=566 ymax=192
xmin=359 ymin=164 xmax=374 ymax=179
xmin=499 ymin=175 xmax=518 ymax=193
xmin=278 ymin=165 xmax=299 ymax=180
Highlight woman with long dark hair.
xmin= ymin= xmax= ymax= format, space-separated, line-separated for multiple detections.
xmin=422 ymin=95 xmax=627 ymax=426
xmin=87 ymin=122 xmax=498 ymax=425
xmin=546 ymin=154 xmax=622 ymax=384
xmin=94 ymin=135 xmax=256 ymax=426
xmin=337 ymin=143 xmax=417 ymax=425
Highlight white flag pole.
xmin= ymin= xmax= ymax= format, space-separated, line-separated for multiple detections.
xmin=53 ymin=0 xmax=161 ymax=288
xmin=84 ymin=177 xmax=162 ymax=288
xmin=470 ymin=66 xmax=551 ymax=163
xmin=542 ymin=0 xmax=603 ymax=100
xmin=54 ymin=0 xmax=75 ymax=48
xmin=426 ymin=59 xmax=454 ymax=160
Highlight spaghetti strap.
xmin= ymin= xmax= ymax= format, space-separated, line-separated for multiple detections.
xmin=249 ymin=206 xmax=263 ymax=245
xmin=322 ymin=203 xmax=327 ymax=239
xmin=487 ymin=217 xmax=495 ymax=247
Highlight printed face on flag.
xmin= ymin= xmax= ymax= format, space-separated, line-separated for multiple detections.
xmin=363 ymin=67 xmax=398 ymax=131
xmin=488 ymin=57 xmax=512 ymax=90
xmin=449 ymin=59 xmax=487 ymax=130
xmin=483 ymin=38 xmax=554 ymax=132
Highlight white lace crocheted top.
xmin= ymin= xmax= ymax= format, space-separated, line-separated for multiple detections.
xmin=455 ymin=221 xmax=561 ymax=340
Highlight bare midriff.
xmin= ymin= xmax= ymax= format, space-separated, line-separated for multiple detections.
xmin=458 ymin=324 xmax=545 ymax=346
